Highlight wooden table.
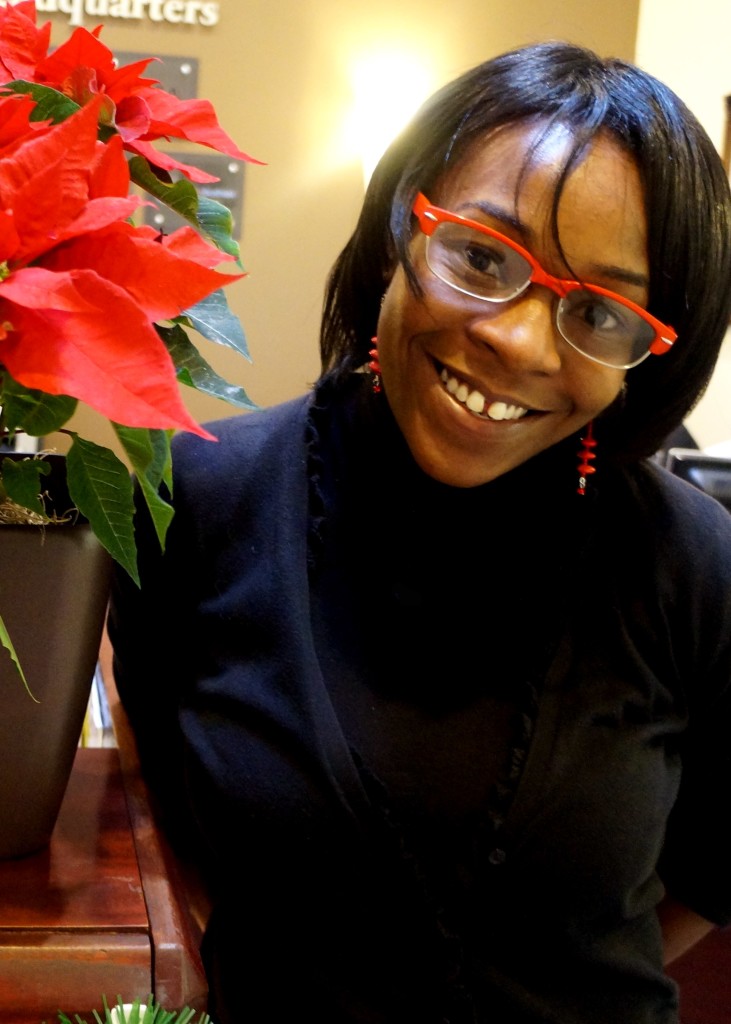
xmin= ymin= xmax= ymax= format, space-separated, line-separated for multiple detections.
xmin=668 ymin=927 xmax=731 ymax=1024
xmin=0 ymin=741 xmax=207 ymax=1022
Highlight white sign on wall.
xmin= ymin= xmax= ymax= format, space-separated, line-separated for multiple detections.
xmin=29 ymin=0 xmax=220 ymax=28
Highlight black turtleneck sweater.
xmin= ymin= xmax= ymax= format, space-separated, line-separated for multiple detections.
xmin=109 ymin=376 xmax=731 ymax=1024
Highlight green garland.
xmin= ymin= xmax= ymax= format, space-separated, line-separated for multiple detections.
xmin=54 ymin=996 xmax=211 ymax=1024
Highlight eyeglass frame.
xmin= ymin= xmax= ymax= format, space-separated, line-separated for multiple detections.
xmin=411 ymin=192 xmax=677 ymax=370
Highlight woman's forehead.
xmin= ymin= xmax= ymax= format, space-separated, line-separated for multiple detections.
xmin=434 ymin=121 xmax=610 ymax=204
xmin=430 ymin=121 xmax=648 ymax=281
xmin=435 ymin=123 xmax=639 ymax=214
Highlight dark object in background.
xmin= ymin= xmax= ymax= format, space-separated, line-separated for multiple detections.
xmin=664 ymin=448 xmax=731 ymax=514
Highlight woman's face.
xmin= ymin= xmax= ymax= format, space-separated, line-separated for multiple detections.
xmin=376 ymin=122 xmax=648 ymax=487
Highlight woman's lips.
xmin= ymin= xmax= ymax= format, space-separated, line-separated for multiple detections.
xmin=439 ymin=366 xmax=531 ymax=421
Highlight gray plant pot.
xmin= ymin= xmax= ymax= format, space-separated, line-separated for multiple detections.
xmin=0 ymin=494 xmax=112 ymax=858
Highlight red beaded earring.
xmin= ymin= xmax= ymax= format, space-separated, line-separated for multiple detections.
xmin=368 ymin=336 xmax=382 ymax=394
xmin=576 ymin=421 xmax=597 ymax=496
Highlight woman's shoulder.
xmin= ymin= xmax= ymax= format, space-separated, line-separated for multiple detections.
xmin=171 ymin=393 xmax=313 ymax=479
xmin=602 ymin=459 xmax=731 ymax=689
xmin=164 ymin=393 xmax=314 ymax=522
xmin=622 ymin=457 xmax=731 ymax=539
xmin=615 ymin=457 xmax=731 ymax=606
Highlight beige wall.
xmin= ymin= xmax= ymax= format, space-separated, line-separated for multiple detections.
xmin=42 ymin=0 xmax=640 ymax=455
xmin=636 ymin=0 xmax=731 ymax=449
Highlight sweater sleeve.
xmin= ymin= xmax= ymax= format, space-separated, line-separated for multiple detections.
xmin=651 ymin=470 xmax=731 ymax=925
xmin=106 ymin=444 xmax=202 ymax=850
xmin=107 ymin=397 xmax=316 ymax=854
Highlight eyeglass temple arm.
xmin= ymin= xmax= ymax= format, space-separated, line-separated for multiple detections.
xmin=650 ymin=335 xmax=676 ymax=356
xmin=413 ymin=192 xmax=438 ymax=232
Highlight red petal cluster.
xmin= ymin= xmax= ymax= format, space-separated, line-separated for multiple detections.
xmin=0 ymin=1 xmax=261 ymax=182
xmin=0 ymin=2 xmax=263 ymax=181
xmin=0 ymin=94 xmax=243 ymax=436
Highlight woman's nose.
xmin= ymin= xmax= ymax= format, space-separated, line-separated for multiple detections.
xmin=466 ymin=289 xmax=563 ymax=374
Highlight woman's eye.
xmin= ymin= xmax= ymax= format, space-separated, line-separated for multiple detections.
xmin=432 ymin=225 xmax=510 ymax=287
xmin=462 ymin=241 xmax=503 ymax=277
xmin=574 ymin=298 xmax=623 ymax=333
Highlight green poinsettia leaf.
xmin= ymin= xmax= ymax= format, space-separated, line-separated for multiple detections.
xmin=158 ymin=324 xmax=257 ymax=410
xmin=129 ymin=155 xmax=241 ymax=261
xmin=0 ymin=457 xmax=52 ymax=517
xmin=0 ymin=612 xmax=37 ymax=700
xmin=180 ymin=288 xmax=250 ymax=358
xmin=112 ymin=425 xmax=172 ymax=491
xmin=113 ymin=426 xmax=175 ymax=551
xmin=0 ymin=375 xmax=78 ymax=436
xmin=4 ymin=80 xmax=81 ymax=123
xmin=130 ymin=154 xmax=200 ymax=218
xmin=65 ymin=435 xmax=139 ymax=585
xmin=193 ymin=194 xmax=241 ymax=261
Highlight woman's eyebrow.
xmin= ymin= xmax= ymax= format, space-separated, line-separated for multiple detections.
xmin=456 ymin=198 xmax=524 ymax=233
xmin=585 ymin=262 xmax=649 ymax=290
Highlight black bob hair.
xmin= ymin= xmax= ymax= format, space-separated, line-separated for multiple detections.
xmin=319 ymin=41 xmax=731 ymax=459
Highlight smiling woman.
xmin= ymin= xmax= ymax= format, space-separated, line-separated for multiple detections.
xmin=109 ymin=40 xmax=731 ymax=1024
xmin=375 ymin=124 xmax=648 ymax=487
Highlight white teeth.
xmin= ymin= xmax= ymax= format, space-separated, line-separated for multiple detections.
xmin=440 ymin=368 xmax=528 ymax=421
xmin=489 ymin=401 xmax=508 ymax=420
xmin=466 ymin=390 xmax=485 ymax=414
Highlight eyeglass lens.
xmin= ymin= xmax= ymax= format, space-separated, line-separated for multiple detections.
xmin=425 ymin=221 xmax=654 ymax=369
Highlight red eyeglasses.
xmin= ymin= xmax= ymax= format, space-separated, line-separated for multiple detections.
xmin=412 ymin=192 xmax=677 ymax=370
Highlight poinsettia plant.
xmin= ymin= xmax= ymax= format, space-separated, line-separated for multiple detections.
xmin=0 ymin=0 xmax=259 ymax=683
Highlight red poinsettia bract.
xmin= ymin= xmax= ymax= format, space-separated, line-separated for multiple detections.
xmin=1 ymin=1 xmax=262 ymax=181
xmin=0 ymin=1 xmax=261 ymax=183
xmin=0 ymin=1 xmax=50 ymax=84
xmin=0 ymin=97 xmax=242 ymax=437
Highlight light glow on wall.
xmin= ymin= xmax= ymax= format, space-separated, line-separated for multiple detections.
xmin=345 ymin=50 xmax=434 ymax=186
